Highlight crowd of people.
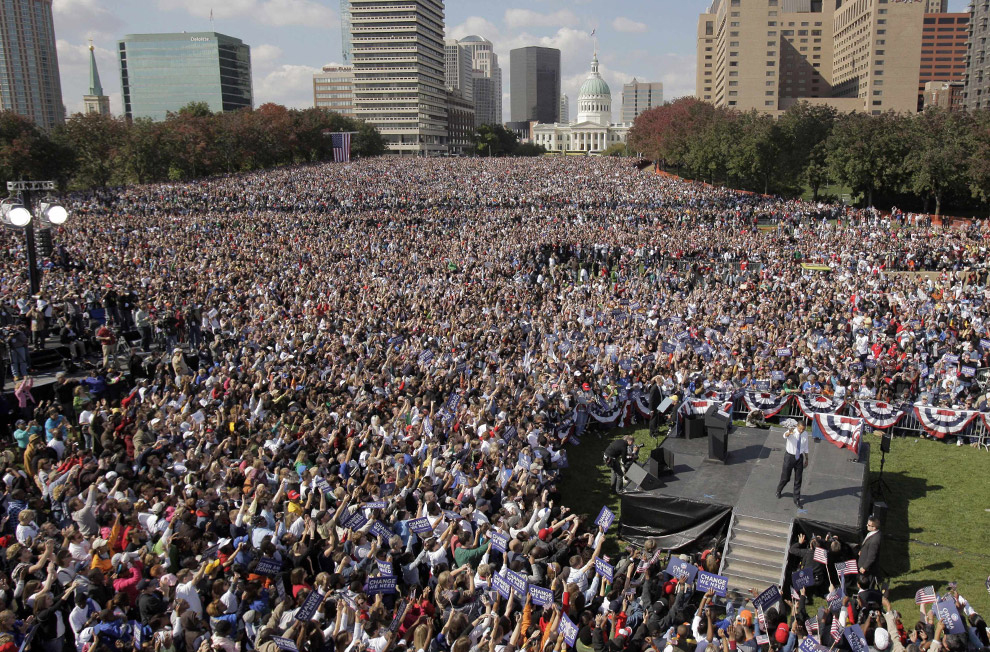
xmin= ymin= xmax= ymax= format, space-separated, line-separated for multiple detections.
xmin=0 ymin=157 xmax=986 ymax=652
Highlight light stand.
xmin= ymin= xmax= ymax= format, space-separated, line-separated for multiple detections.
xmin=871 ymin=431 xmax=892 ymax=498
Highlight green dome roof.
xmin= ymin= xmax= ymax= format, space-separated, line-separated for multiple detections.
xmin=579 ymin=55 xmax=611 ymax=98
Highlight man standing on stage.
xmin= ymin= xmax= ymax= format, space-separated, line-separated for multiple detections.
xmin=776 ymin=421 xmax=809 ymax=508
xmin=857 ymin=516 xmax=882 ymax=587
xmin=604 ymin=434 xmax=641 ymax=494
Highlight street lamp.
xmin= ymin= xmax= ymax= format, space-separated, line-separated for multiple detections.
xmin=4 ymin=181 xmax=69 ymax=295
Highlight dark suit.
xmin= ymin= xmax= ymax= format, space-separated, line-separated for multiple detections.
xmin=604 ymin=439 xmax=634 ymax=493
xmin=857 ymin=530 xmax=881 ymax=587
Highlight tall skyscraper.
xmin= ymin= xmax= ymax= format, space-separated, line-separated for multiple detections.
xmin=119 ymin=32 xmax=253 ymax=121
xmin=696 ymin=0 xmax=924 ymax=115
xmin=964 ymin=0 xmax=990 ymax=110
xmin=458 ymin=35 xmax=502 ymax=126
xmin=83 ymin=43 xmax=111 ymax=116
xmin=918 ymin=12 xmax=969 ymax=111
xmin=559 ymin=94 xmax=569 ymax=122
xmin=313 ymin=65 xmax=355 ymax=116
xmin=340 ymin=0 xmax=352 ymax=63
xmin=510 ymin=46 xmax=560 ymax=124
xmin=444 ymin=39 xmax=473 ymax=101
xmin=621 ymin=80 xmax=663 ymax=122
xmin=350 ymin=0 xmax=447 ymax=155
xmin=0 ymin=0 xmax=64 ymax=129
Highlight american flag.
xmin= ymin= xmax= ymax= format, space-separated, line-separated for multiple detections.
xmin=830 ymin=615 xmax=841 ymax=640
xmin=915 ymin=586 xmax=937 ymax=605
xmin=756 ymin=605 xmax=767 ymax=631
xmin=755 ymin=634 xmax=769 ymax=645
xmin=331 ymin=132 xmax=352 ymax=163
xmin=835 ymin=560 xmax=858 ymax=577
xmin=813 ymin=547 xmax=828 ymax=564
xmin=806 ymin=617 xmax=819 ymax=635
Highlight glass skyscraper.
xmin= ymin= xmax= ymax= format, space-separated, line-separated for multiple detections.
xmin=0 ymin=0 xmax=64 ymax=129
xmin=118 ymin=32 xmax=253 ymax=121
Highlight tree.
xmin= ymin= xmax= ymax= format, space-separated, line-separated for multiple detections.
xmin=729 ymin=110 xmax=782 ymax=194
xmin=0 ymin=111 xmax=61 ymax=188
xmin=905 ymin=108 xmax=971 ymax=215
xmin=162 ymin=108 xmax=217 ymax=179
xmin=967 ymin=110 xmax=990 ymax=204
xmin=778 ymin=102 xmax=837 ymax=198
xmin=514 ymin=142 xmax=547 ymax=157
xmin=351 ymin=119 xmax=387 ymax=158
xmin=56 ymin=112 xmax=129 ymax=188
xmin=683 ymin=106 xmax=736 ymax=184
xmin=600 ymin=143 xmax=629 ymax=157
xmin=827 ymin=111 xmax=910 ymax=207
xmin=123 ymin=118 xmax=169 ymax=184
xmin=627 ymin=97 xmax=718 ymax=168
xmin=472 ymin=124 xmax=518 ymax=157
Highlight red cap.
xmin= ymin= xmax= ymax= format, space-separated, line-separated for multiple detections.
xmin=287 ymin=490 xmax=300 ymax=501
xmin=775 ymin=623 xmax=790 ymax=644
xmin=538 ymin=528 xmax=552 ymax=541
xmin=582 ymin=383 xmax=591 ymax=391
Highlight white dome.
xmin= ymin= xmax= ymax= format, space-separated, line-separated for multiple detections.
xmin=576 ymin=54 xmax=611 ymax=127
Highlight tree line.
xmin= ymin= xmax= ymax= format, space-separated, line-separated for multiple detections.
xmin=628 ymin=97 xmax=988 ymax=214
xmin=0 ymin=102 xmax=387 ymax=190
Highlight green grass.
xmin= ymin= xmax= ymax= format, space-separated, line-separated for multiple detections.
xmin=560 ymin=427 xmax=990 ymax=617
xmin=866 ymin=434 xmax=990 ymax=620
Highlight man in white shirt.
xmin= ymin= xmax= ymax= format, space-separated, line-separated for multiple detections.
xmin=775 ymin=421 xmax=810 ymax=508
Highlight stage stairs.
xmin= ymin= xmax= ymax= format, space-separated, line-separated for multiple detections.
xmin=718 ymin=512 xmax=793 ymax=601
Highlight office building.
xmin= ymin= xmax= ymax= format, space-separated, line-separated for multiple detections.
xmin=964 ymin=0 xmax=990 ymax=109
xmin=532 ymin=52 xmax=631 ymax=153
xmin=918 ymin=12 xmax=969 ymax=111
xmin=340 ymin=0 xmax=352 ymax=63
xmin=621 ymin=79 xmax=663 ymax=122
xmin=559 ymin=94 xmax=569 ymax=122
xmin=349 ymin=0 xmax=447 ymax=155
xmin=457 ymin=35 xmax=502 ymax=126
xmin=444 ymin=39 xmax=473 ymax=100
xmin=696 ymin=0 xmax=925 ymax=115
xmin=118 ymin=32 xmax=252 ymax=121
xmin=313 ymin=65 xmax=355 ymax=116
xmin=83 ymin=43 xmax=111 ymax=116
xmin=445 ymin=91 xmax=475 ymax=155
xmin=923 ymin=80 xmax=964 ymax=109
xmin=0 ymin=0 xmax=64 ymax=129
xmin=510 ymin=46 xmax=560 ymax=124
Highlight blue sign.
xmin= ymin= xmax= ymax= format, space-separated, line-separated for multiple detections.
xmin=843 ymin=625 xmax=869 ymax=652
xmin=752 ymin=584 xmax=782 ymax=613
xmin=504 ymin=569 xmax=528 ymax=597
xmin=408 ymin=517 xmax=434 ymax=535
xmin=662 ymin=342 xmax=675 ymax=354
xmin=595 ymin=505 xmax=615 ymax=531
xmin=798 ymin=638 xmax=825 ymax=652
xmin=364 ymin=501 xmax=388 ymax=510
xmin=295 ymin=590 xmax=324 ymax=622
xmin=792 ymin=567 xmax=815 ymax=590
xmin=343 ymin=510 xmax=368 ymax=531
xmin=777 ymin=348 xmax=792 ymax=357
xmin=365 ymin=576 xmax=397 ymax=595
xmin=271 ymin=637 xmax=299 ymax=652
xmin=370 ymin=521 xmax=392 ymax=539
xmin=491 ymin=531 xmax=509 ymax=553
xmin=664 ymin=558 xmax=698 ymax=583
xmin=936 ymin=596 xmax=966 ymax=634
xmin=558 ymin=614 xmax=579 ymax=647
xmin=528 ymin=584 xmax=553 ymax=606
xmin=255 ymin=558 xmax=282 ymax=576
xmin=594 ymin=558 xmax=614 ymax=582
xmin=377 ymin=560 xmax=393 ymax=577
xmin=695 ymin=571 xmax=728 ymax=597
xmin=772 ymin=370 xmax=786 ymax=381
xmin=491 ymin=573 xmax=511 ymax=599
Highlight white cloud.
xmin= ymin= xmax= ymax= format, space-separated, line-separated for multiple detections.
xmin=254 ymin=63 xmax=322 ymax=109
xmin=446 ymin=16 xmax=500 ymax=41
xmin=252 ymin=44 xmax=284 ymax=67
xmin=56 ymin=39 xmax=123 ymax=116
xmin=504 ymin=8 xmax=580 ymax=30
xmin=157 ymin=0 xmax=336 ymax=29
xmin=52 ymin=0 xmax=125 ymax=40
xmin=612 ymin=16 xmax=647 ymax=34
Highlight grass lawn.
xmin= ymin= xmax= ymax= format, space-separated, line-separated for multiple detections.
xmin=560 ymin=426 xmax=990 ymax=618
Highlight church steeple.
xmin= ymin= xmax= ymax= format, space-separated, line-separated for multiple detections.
xmin=88 ymin=41 xmax=104 ymax=96
xmin=83 ymin=40 xmax=111 ymax=117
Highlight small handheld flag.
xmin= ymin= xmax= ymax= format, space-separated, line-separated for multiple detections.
xmin=915 ymin=586 xmax=937 ymax=605
xmin=835 ymin=560 xmax=858 ymax=577
xmin=813 ymin=547 xmax=828 ymax=564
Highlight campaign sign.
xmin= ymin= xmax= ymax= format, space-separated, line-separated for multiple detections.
xmin=365 ymin=576 xmax=398 ymax=595
xmin=271 ymin=637 xmax=299 ymax=652
xmin=343 ymin=510 xmax=368 ymax=531
xmin=528 ymin=584 xmax=554 ymax=606
xmin=594 ymin=558 xmax=615 ymax=582
xmin=491 ymin=573 xmax=511 ymax=599
xmin=408 ymin=517 xmax=434 ymax=535
xmin=798 ymin=637 xmax=825 ymax=652
xmin=843 ymin=625 xmax=869 ymax=652
xmin=792 ymin=567 xmax=815 ymax=591
xmin=745 ymin=316 xmax=757 ymax=324
xmin=664 ymin=558 xmax=698 ymax=583
xmin=944 ymin=354 xmax=960 ymax=365
xmin=752 ymin=584 xmax=782 ymax=613
xmin=388 ymin=600 xmax=407 ymax=633
xmin=772 ymin=370 xmax=787 ymax=381
xmin=491 ymin=531 xmax=509 ymax=553
xmin=777 ymin=348 xmax=792 ymax=358
xmin=695 ymin=571 xmax=728 ymax=597
xmin=595 ymin=505 xmax=616 ymax=531
xmin=377 ymin=560 xmax=393 ymax=577
xmin=505 ymin=569 xmax=528 ymax=597
xmin=558 ymin=614 xmax=579 ymax=647
xmin=364 ymin=501 xmax=388 ymax=510
xmin=980 ymin=338 xmax=990 ymax=351
xmin=295 ymin=589 xmax=324 ymax=622
xmin=370 ymin=521 xmax=392 ymax=539
xmin=255 ymin=557 xmax=282 ymax=576
xmin=961 ymin=365 xmax=976 ymax=378
xmin=662 ymin=342 xmax=676 ymax=354
xmin=314 ymin=476 xmax=332 ymax=495
xmin=936 ymin=596 xmax=967 ymax=634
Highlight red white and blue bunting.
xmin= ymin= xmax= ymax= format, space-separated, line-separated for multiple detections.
xmin=912 ymin=405 xmax=979 ymax=439
xmin=853 ymin=400 xmax=906 ymax=430
xmin=813 ymin=413 xmax=863 ymax=453
xmin=794 ymin=395 xmax=846 ymax=417
xmin=743 ymin=392 xmax=790 ymax=418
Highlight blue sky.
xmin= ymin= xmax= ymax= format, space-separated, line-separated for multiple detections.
xmin=54 ymin=0 xmax=970 ymax=120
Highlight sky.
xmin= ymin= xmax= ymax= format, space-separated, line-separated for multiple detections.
xmin=54 ymin=0 xmax=971 ymax=121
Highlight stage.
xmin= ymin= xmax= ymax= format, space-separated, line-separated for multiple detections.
xmin=619 ymin=426 xmax=870 ymax=550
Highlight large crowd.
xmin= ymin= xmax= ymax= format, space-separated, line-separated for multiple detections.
xmin=0 ymin=157 xmax=986 ymax=652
